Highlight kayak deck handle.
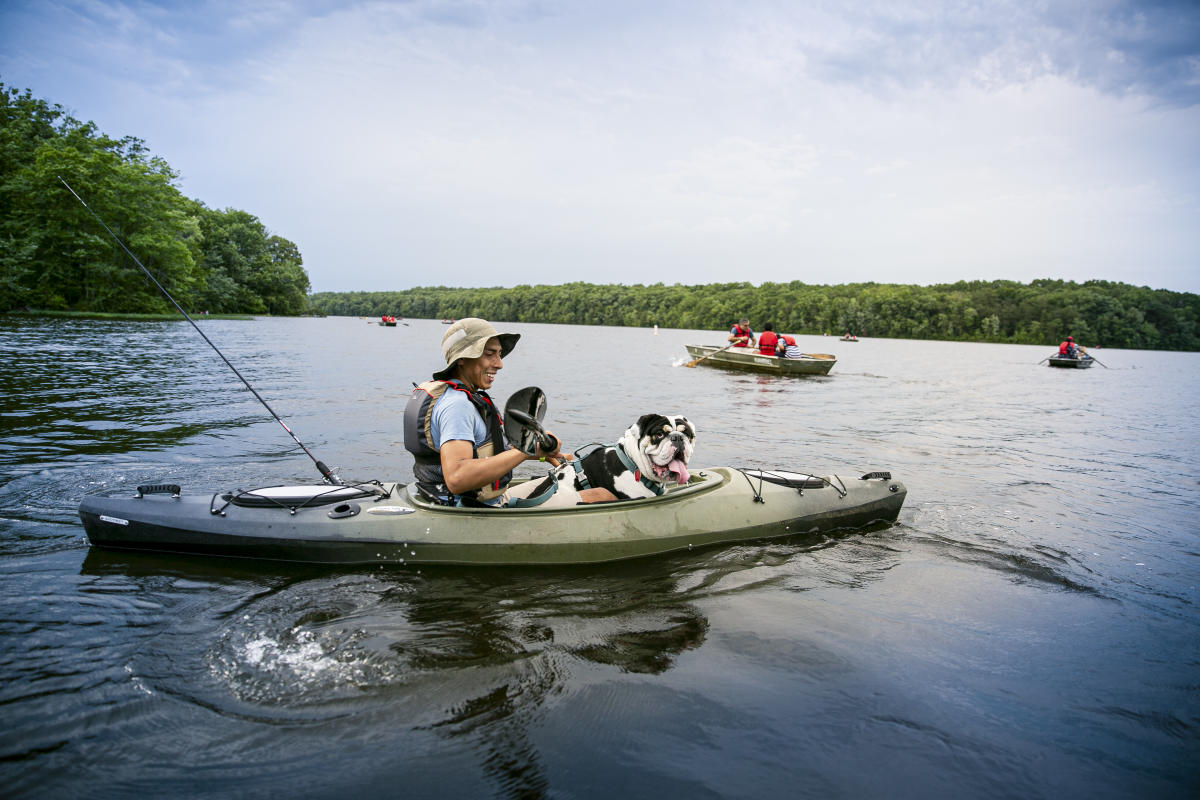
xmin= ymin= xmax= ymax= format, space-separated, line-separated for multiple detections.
xmin=137 ymin=484 xmax=181 ymax=498
xmin=860 ymin=472 xmax=892 ymax=481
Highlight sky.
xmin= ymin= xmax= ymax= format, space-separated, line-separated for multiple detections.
xmin=2 ymin=0 xmax=1198 ymax=294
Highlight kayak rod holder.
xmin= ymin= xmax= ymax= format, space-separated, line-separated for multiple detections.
xmin=328 ymin=503 xmax=361 ymax=519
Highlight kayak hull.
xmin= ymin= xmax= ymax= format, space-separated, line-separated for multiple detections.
xmin=78 ymin=468 xmax=905 ymax=566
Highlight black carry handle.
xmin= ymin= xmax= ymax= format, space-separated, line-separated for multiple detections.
xmin=137 ymin=483 xmax=181 ymax=498
xmin=506 ymin=408 xmax=559 ymax=454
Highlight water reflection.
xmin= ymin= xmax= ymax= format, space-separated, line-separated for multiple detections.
xmin=76 ymin=551 xmax=719 ymax=797
xmin=73 ymin=525 xmax=902 ymax=798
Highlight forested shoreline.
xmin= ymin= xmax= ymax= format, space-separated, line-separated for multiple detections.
xmin=0 ymin=82 xmax=311 ymax=315
xmin=312 ymin=279 xmax=1200 ymax=351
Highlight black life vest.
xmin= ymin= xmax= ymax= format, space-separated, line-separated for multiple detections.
xmin=403 ymin=379 xmax=511 ymax=504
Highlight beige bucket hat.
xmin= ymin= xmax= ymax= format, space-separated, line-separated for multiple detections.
xmin=432 ymin=318 xmax=520 ymax=380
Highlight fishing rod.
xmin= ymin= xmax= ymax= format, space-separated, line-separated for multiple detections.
xmin=59 ymin=176 xmax=342 ymax=485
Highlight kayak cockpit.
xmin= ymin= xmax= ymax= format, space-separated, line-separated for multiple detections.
xmin=404 ymin=468 xmax=728 ymax=513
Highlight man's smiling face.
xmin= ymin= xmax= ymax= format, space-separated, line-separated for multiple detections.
xmin=456 ymin=336 xmax=503 ymax=390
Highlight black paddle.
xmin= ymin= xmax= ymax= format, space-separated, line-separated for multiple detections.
xmin=504 ymin=386 xmax=558 ymax=454
xmin=507 ymin=409 xmax=559 ymax=454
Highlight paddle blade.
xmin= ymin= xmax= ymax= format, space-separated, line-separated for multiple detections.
xmin=685 ymin=343 xmax=735 ymax=367
xmin=504 ymin=387 xmax=549 ymax=454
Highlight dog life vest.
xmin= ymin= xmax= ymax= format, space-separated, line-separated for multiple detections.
xmin=403 ymin=379 xmax=511 ymax=504
xmin=507 ymin=442 xmax=667 ymax=508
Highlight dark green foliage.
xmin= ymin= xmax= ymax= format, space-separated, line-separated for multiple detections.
xmin=0 ymin=82 xmax=311 ymax=315
xmin=311 ymin=279 xmax=1199 ymax=351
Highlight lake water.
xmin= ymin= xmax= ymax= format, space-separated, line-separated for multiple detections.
xmin=1 ymin=315 xmax=1197 ymax=798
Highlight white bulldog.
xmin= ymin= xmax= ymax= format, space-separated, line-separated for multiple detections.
xmin=506 ymin=414 xmax=696 ymax=508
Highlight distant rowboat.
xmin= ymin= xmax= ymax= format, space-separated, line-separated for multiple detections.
xmin=1047 ymin=354 xmax=1094 ymax=368
xmin=684 ymin=345 xmax=836 ymax=376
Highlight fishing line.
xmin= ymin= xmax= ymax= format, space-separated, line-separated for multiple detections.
xmin=59 ymin=176 xmax=342 ymax=485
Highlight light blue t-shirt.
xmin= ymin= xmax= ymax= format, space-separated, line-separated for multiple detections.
xmin=429 ymin=388 xmax=489 ymax=450
xmin=428 ymin=388 xmax=512 ymax=507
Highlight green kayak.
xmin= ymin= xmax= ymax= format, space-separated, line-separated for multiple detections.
xmin=78 ymin=467 xmax=906 ymax=566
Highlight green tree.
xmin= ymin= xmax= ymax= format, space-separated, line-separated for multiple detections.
xmin=0 ymin=81 xmax=311 ymax=316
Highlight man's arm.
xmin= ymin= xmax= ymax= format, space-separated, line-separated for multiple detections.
xmin=440 ymin=439 xmax=533 ymax=495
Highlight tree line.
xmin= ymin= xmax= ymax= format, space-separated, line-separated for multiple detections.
xmin=0 ymin=82 xmax=311 ymax=315
xmin=311 ymin=279 xmax=1199 ymax=351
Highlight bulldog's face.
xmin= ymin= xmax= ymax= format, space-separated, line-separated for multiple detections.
xmin=620 ymin=414 xmax=696 ymax=485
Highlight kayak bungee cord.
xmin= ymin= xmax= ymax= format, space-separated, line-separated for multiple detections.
xmin=732 ymin=467 xmax=848 ymax=502
xmin=59 ymin=176 xmax=343 ymax=485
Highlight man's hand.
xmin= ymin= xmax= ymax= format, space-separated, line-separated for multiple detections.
xmin=535 ymin=432 xmax=571 ymax=467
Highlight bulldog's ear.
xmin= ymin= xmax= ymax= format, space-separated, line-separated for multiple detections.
xmin=637 ymin=413 xmax=666 ymax=432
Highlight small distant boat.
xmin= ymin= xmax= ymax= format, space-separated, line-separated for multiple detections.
xmin=1047 ymin=354 xmax=1094 ymax=369
xmin=378 ymin=316 xmax=398 ymax=327
xmin=841 ymin=334 xmax=858 ymax=342
xmin=441 ymin=319 xmax=455 ymax=325
xmin=684 ymin=345 xmax=836 ymax=376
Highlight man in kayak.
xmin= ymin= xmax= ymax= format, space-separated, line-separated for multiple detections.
xmin=405 ymin=318 xmax=568 ymax=506
xmin=729 ymin=318 xmax=756 ymax=348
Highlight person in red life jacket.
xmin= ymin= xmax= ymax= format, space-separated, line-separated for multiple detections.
xmin=776 ymin=333 xmax=802 ymax=358
xmin=1058 ymin=335 xmax=1079 ymax=358
xmin=728 ymin=318 xmax=756 ymax=348
xmin=758 ymin=322 xmax=779 ymax=356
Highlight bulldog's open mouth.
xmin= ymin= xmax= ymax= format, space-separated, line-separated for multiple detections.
xmin=650 ymin=448 xmax=690 ymax=484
